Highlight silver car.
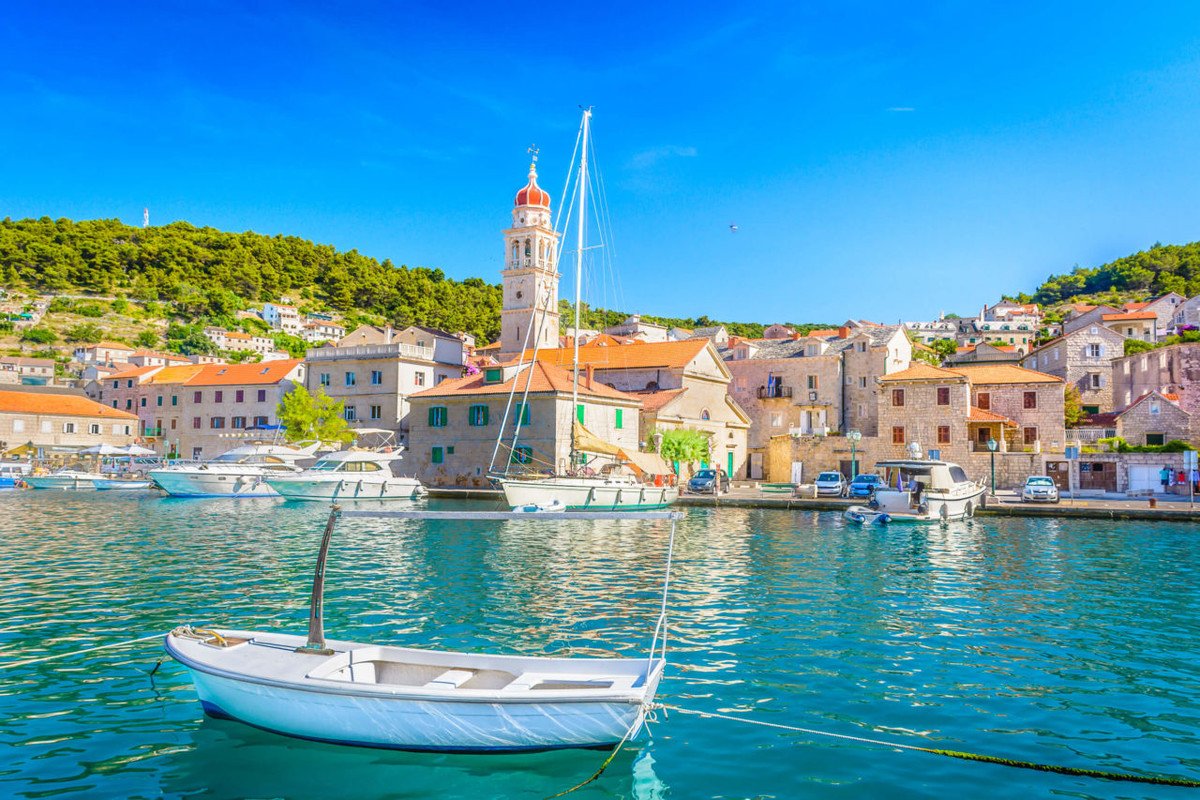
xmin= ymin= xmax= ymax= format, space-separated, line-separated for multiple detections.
xmin=814 ymin=471 xmax=847 ymax=497
xmin=1021 ymin=476 xmax=1060 ymax=503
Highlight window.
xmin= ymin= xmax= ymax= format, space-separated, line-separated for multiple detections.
xmin=937 ymin=387 xmax=950 ymax=406
xmin=62 ymin=422 xmax=77 ymax=434
xmin=1150 ymin=401 xmax=1161 ymax=415
xmin=1090 ymin=326 xmax=1098 ymax=334
xmin=937 ymin=425 xmax=950 ymax=444
xmin=371 ymin=370 xmax=383 ymax=385
xmin=319 ymin=373 xmax=330 ymax=387
xmin=140 ymin=397 xmax=146 ymax=407
xmin=89 ymin=423 xmax=101 ymax=435
xmin=344 ymin=406 xmax=357 ymax=422
xmin=368 ymin=404 xmax=382 ymax=420
xmin=345 ymin=371 xmax=356 ymax=387
xmin=111 ymin=400 xmax=117 ymax=408
xmin=510 ymin=446 xmax=533 ymax=464
xmin=232 ymin=416 xmax=246 ymax=429
xmin=125 ymin=399 xmax=132 ymax=409
xmin=1023 ymin=391 xmax=1037 ymax=409
xmin=1023 ymin=426 xmax=1037 ymax=445
xmin=194 ymin=391 xmax=202 ymax=403
xmin=468 ymin=404 xmax=489 ymax=426
xmin=576 ymin=404 xmax=585 ymax=424
xmin=112 ymin=380 xmax=119 ymax=389
xmin=1087 ymin=343 xmax=1103 ymax=358
xmin=214 ymin=390 xmax=223 ymax=403
xmin=513 ymin=403 xmax=531 ymax=426
xmin=770 ymin=412 xmax=783 ymax=427
xmin=615 ymin=408 xmax=623 ymax=429
xmin=253 ymin=415 xmax=269 ymax=427
xmin=156 ymin=395 xmax=163 ymax=407
xmin=1146 ymin=433 xmax=1166 ymax=446
xmin=12 ymin=419 xmax=24 ymax=433
xmin=429 ymin=406 xmax=448 ymax=427
xmin=210 ymin=417 xmax=225 ymax=429
xmin=859 ymin=376 xmax=867 ymax=388
xmin=700 ymin=408 xmax=711 ymax=421
xmin=432 ymin=446 xmax=444 ymax=464
xmin=892 ymin=426 xmax=905 ymax=444
xmin=193 ymin=417 xmax=201 ymax=429
xmin=415 ymin=372 xmax=426 ymax=387
xmin=485 ymin=368 xmax=502 ymax=383
xmin=892 ymin=389 xmax=905 ymax=406
xmin=977 ymin=392 xmax=990 ymax=410
xmin=170 ymin=419 xmax=177 ymax=430
xmin=236 ymin=390 xmax=244 ymax=403
xmin=171 ymin=395 xmax=178 ymax=406
xmin=807 ymin=375 xmax=818 ymax=390
xmin=1090 ymin=373 xmax=1101 ymax=389
xmin=127 ymin=380 xmax=133 ymax=388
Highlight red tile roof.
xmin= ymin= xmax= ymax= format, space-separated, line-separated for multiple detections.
xmin=186 ymin=360 xmax=302 ymax=386
xmin=0 ymin=390 xmax=138 ymax=420
xmin=968 ymin=406 xmax=1018 ymax=426
xmin=630 ymin=388 xmax=685 ymax=412
xmin=412 ymin=361 xmax=638 ymax=402
xmin=531 ymin=339 xmax=710 ymax=371
xmin=1102 ymin=311 xmax=1157 ymax=321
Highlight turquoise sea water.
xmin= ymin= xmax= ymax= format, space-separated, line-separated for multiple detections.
xmin=2 ymin=492 xmax=1200 ymax=799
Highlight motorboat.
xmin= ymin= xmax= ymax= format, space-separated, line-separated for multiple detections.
xmin=870 ymin=459 xmax=985 ymax=522
xmin=166 ymin=508 xmax=679 ymax=753
xmin=265 ymin=450 xmax=424 ymax=502
xmin=26 ymin=468 xmax=104 ymax=490
xmin=92 ymin=478 xmax=155 ymax=491
xmin=149 ymin=443 xmax=318 ymax=498
xmin=844 ymin=505 xmax=890 ymax=525
xmin=0 ymin=461 xmax=32 ymax=489
xmin=500 ymin=469 xmax=678 ymax=511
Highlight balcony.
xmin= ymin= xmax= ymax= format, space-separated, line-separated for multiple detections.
xmin=789 ymin=425 xmax=829 ymax=437
xmin=757 ymin=385 xmax=793 ymax=399
xmin=142 ymin=427 xmax=163 ymax=438
xmin=304 ymin=342 xmax=437 ymax=363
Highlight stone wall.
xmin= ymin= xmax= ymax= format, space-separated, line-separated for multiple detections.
xmin=1023 ymin=326 xmax=1123 ymax=412
xmin=876 ymin=378 xmax=972 ymax=463
xmin=727 ymin=354 xmax=843 ymax=449
xmin=969 ymin=381 xmax=1066 ymax=452
xmin=1117 ymin=394 xmax=1192 ymax=445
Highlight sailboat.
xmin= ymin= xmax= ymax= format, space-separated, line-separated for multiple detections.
xmin=492 ymin=108 xmax=679 ymax=511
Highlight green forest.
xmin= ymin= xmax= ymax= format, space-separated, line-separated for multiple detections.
xmin=1027 ymin=241 xmax=1200 ymax=306
xmin=0 ymin=217 xmax=789 ymax=344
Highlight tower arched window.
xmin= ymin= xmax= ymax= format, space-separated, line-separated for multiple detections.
xmin=511 ymin=243 xmax=519 ymax=261
xmin=701 ymin=409 xmax=711 ymax=421
xmin=524 ymin=239 xmax=531 ymax=257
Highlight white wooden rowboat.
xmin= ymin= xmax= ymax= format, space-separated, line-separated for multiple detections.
xmin=167 ymin=508 xmax=679 ymax=753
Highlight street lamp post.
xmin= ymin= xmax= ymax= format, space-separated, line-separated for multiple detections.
xmin=847 ymin=429 xmax=862 ymax=479
xmin=986 ymin=436 xmax=998 ymax=496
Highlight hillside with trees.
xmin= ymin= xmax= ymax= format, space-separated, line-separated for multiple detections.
xmin=1026 ymin=241 xmax=1200 ymax=307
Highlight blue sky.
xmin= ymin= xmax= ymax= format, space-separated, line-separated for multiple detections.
xmin=2 ymin=2 xmax=1200 ymax=325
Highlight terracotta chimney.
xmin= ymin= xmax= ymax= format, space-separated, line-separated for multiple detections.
xmin=585 ymin=364 xmax=595 ymax=388
xmin=838 ymin=326 xmax=850 ymax=339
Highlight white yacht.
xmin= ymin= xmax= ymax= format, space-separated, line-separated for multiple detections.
xmin=26 ymin=468 xmax=104 ymax=490
xmin=149 ymin=443 xmax=318 ymax=498
xmin=265 ymin=450 xmax=424 ymax=502
xmin=869 ymin=459 xmax=986 ymax=522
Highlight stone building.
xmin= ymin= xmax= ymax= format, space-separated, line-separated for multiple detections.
xmin=407 ymin=360 xmax=641 ymax=488
xmin=1112 ymin=390 xmax=1192 ymax=446
xmin=1021 ymin=325 xmax=1125 ymax=413
xmin=0 ymin=387 xmax=137 ymax=459
xmin=952 ymin=364 xmax=1067 ymax=454
xmin=876 ymin=363 xmax=973 ymax=464
xmin=534 ymin=339 xmax=750 ymax=478
xmin=1101 ymin=311 xmax=1158 ymax=341
xmin=1111 ymin=342 xmax=1200 ymax=418
xmin=305 ymin=325 xmax=465 ymax=445
xmin=840 ymin=325 xmax=913 ymax=436
xmin=0 ymin=356 xmax=55 ymax=385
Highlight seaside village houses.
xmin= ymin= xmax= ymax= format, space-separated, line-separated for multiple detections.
xmin=0 ymin=387 xmax=137 ymax=461
xmin=406 ymin=157 xmax=749 ymax=485
xmin=85 ymin=360 xmax=304 ymax=460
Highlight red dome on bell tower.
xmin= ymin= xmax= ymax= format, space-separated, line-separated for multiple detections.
xmin=515 ymin=161 xmax=551 ymax=209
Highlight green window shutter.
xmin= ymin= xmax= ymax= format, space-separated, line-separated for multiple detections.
xmin=615 ymin=408 xmax=623 ymax=429
xmin=432 ymin=446 xmax=444 ymax=464
xmin=576 ymin=404 xmax=584 ymax=424
xmin=522 ymin=404 xmax=531 ymax=425
xmin=428 ymin=407 xmax=435 ymax=426
xmin=482 ymin=405 xmax=489 ymax=425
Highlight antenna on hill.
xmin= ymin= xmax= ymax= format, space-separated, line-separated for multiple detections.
xmin=143 ymin=208 xmax=150 ymax=228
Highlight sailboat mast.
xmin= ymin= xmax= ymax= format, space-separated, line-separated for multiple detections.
xmin=571 ymin=107 xmax=591 ymax=430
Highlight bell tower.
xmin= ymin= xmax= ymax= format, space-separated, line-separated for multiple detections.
xmin=500 ymin=147 xmax=560 ymax=358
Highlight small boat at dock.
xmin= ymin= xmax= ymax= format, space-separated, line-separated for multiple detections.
xmin=26 ymin=469 xmax=104 ymax=490
xmin=844 ymin=505 xmax=890 ymax=525
xmin=870 ymin=459 xmax=985 ymax=522
xmin=92 ymin=478 xmax=155 ymax=491
xmin=265 ymin=447 xmax=424 ymax=502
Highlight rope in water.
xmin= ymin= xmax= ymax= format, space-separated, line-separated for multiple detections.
xmin=657 ymin=704 xmax=1200 ymax=788
xmin=543 ymin=712 xmax=643 ymax=799
xmin=0 ymin=632 xmax=165 ymax=670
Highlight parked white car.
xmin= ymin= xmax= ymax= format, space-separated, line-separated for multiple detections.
xmin=814 ymin=471 xmax=847 ymax=497
xmin=1021 ymin=476 xmax=1060 ymax=503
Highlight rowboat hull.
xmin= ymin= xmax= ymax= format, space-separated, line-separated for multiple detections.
xmin=167 ymin=630 xmax=662 ymax=752
xmin=26 ymin=474 xmax=101 ymax=490
xmin=265 ymin=475 xmax=424 ymax=502
xmin=499 ymin=477 xmax=678 ymax=511
xmin=92 ymin=479 xmax=155 ymax=491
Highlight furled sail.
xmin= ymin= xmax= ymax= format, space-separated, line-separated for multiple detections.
xmin=572 ymin=420 xmax=623 ymax=456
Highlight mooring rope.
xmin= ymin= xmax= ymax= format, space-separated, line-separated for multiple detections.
xmin=0 ymin=632 xmax=165 ymax=670
xmin=657 ymin=704 xmax=1200 ymax=788
xmin=543 ymin=710 xmax=644 ymax=799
